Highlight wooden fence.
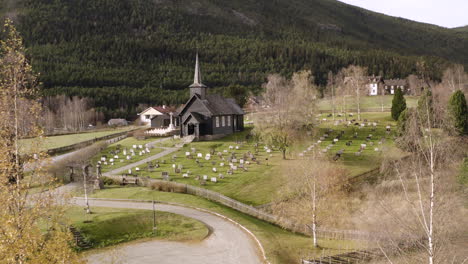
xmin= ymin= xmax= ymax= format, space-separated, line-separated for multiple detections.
xmin=107 ymin=175 xmax=384 ymax=242
xmin=47 ymin=129 xmax=136 ymax=156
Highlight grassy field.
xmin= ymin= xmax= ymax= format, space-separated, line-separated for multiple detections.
xmin=307 ymin=112 xmax=407 ymax=176
xmin=317 ymin=95 xmax=419 ymax=111
xmin=122 ymin=128 xmax=285 ymax=206
xmin=89 ymin=187 xmax=366 ymax=264
xmin=20 ymin=127 xmax=136 ymax=152
xmin=66 ymin=206 xmax=208 ymax=249
xmin=91 ymin=137 xmax=166 ymax=173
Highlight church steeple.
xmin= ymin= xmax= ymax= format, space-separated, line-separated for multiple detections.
xmin=189 ymin=53 xmax=207 ymax=99
xmin=193 ymin=53 xmax=202 ymax=85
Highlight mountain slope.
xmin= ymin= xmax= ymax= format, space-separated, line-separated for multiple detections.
xmin=453 ymin=25 xmax=468 ymax=32
xmin=2 ymin=0 xmax=466 ymax=117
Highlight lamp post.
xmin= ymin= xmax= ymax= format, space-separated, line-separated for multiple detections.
xmin=82 ymin=164 xmax=92 ymax=214
xmin=152 ymin=199 xmax=157 ymax=235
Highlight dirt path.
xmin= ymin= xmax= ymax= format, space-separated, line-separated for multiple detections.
xmin=74 ymin=198 xmax=264 ymax=264
xmin=102 ymin=147 xmax=179 ymax=176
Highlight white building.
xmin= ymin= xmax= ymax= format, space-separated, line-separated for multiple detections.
xmin=367 ymin=76 xmax=384 ymax=96
xmin=138 ymin=106 xmax=175 ymax=126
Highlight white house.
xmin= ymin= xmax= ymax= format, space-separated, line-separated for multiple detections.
xmin=137 ymin=106 xmax=166 ymax=126
xmin=367 ymin=76 xmax=384 ymax=96
xmin=344 ymin=75 xmax=384 ymax=96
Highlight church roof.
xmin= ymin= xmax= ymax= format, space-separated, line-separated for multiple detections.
xmin=203 ymin=94 xmax=245 ymax=115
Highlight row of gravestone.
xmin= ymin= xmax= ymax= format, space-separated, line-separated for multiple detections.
xmin=299 ymin=126 xmax=391 ymax=159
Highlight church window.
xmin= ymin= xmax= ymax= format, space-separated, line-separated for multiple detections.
xmin=227 ymin=116 xmax=231 ymax=126
xmin=222 ymin=116 xmax=226 ymax=127
xmin=215 ymin=116 xmax=220 ymax=127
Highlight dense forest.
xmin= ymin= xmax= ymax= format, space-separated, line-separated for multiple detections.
xmin=1 ymin=0 xmax=467 ymax=119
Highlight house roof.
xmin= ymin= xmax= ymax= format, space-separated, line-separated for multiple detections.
xmin=384 ymin=79 xmax=407 ymax=86
xmin=153 ymin=106 xmax=178 ymax=114
xmin=139 ymin=106 xmax=178 ymax=116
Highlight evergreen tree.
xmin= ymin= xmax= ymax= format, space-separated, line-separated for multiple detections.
xmin=448 ymin=90 xmax=468 ymax=135
xmin=391 ymin=87 xmax=406 ymax=120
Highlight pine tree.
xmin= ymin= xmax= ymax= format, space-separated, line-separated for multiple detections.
xmin=391 ymin=87 xmax=407 ymax=120
xmin=448 ymin=90 xmax=468 ymax=135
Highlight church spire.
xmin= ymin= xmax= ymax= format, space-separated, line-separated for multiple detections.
xmin=193 ymin=53 xmax=202 ymax=85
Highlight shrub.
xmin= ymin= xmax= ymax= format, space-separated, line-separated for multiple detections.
xmin=102 ymin=177 xmax=120 ymax=186
xmin=149 ymin=181 xmax=186 ymax=193
xmin=448 ymin=90 xmax=468 ymax=135
xmin=391 ymin=87 xmax=407 ymax=120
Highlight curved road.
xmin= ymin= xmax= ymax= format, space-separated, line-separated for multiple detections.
xmin=74 ymin=198 xmax=264 ymax=264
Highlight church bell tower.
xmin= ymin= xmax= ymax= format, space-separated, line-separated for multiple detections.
xmin=189 ymin=53 xmax=207 ymax=99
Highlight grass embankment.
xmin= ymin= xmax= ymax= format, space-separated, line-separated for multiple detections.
xmin=67 ymin=206 xmax=208 ymax=249
xmin=123 ymin=128 xmax=285 ymax=206
xmin=20 ymin=126 xmax=136 ymax=152
xmin=317 ymin=95 xmax=419 ymax=111
xmin=89 ymin=187 xmax=365 ymax=263
xmin=91 ymin=137 xmax=167 ymax=173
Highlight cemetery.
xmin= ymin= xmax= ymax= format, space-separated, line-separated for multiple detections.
xmin=91 ymin=137 xmax=166 ymax=173
xmin=302 ymin=112 xmax=406 ymax=176
xmin=102 ymin=112 xmax=405 ymax=206
xmin=121 ymin=128 xmax=284 ymax=206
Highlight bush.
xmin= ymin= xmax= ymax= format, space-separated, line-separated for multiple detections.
xmin=149 ymin=181 xmax=186 ymax=193
xmin=448 ymin=90 xmax=468 ymax=135
xmin=102 ymin=177 xmax=120 ymax=186
xmin=391 ymin=87 xmax=407 ymax=120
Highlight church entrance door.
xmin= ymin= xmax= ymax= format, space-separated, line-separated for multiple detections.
xmin=188 ymin=124 xmax=195 ymax=135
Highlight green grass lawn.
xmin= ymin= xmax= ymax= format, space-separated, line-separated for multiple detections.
xmin=306 ymin=112 xmax=406 ymax=176
xmin=66 ymin=206 xmax=208 ymax=250
xmin=89 ymin=187 xmax=366 ymax=264
xmin=317 ymin=95 xmax=419 ymax=111
xmin=20 ymin=127 xmax=136 ymax=152
xmin=91 ymin=137 xmax=166 ymax=173
xmin=122 ymin=128 xmax=285 ymax=206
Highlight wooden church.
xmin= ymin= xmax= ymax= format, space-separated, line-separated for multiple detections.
xmin=178 ymin=54 xmax=244 ymax=140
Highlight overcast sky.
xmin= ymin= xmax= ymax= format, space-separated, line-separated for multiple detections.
xmin=337 ymin=0 xmax=468 ymax=28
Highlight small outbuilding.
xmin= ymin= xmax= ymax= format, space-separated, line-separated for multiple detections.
xmin=107 ymin=119 xmax=128 ymax=126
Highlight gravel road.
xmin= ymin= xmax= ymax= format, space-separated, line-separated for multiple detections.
xmin=74 ymin=198 xmax=264 ymax=264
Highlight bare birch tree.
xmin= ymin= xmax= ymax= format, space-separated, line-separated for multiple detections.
xmin=442 ymin=64 xmax=467 ymax=93
xmin=356 ymin=90 xmax=468 ymax=263
xmin=254 ymin=71 xmax=318 ymax=159
xmin=273 ymin=154 xmax=348 ymax=248
xmin=327 ymin=71 xmax=336 ymax=120
xmin=343 ymin=65 xmax=368 ymax=121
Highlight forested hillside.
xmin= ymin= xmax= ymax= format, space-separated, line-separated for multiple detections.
xmin=2 ymin=0 xmax=467 ymax=118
